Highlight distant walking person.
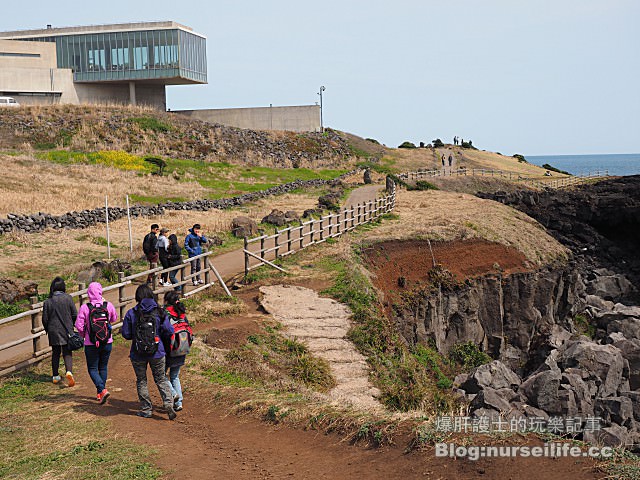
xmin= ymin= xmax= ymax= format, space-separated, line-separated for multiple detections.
xmin=75 ymin=282 xmax=118 ymax=404
xmin=142 ymin=224 xmax=160 ymax=284
xmin=453 ymin=136 xmax=458 ymax=146
xmin=163 ymin=291 xmax=193 ymax=412
xmin=448 ymin=154 xmax=453 ymax=167
xmin=185 ymin=224 xmax=208 ymax=286
xmin=441 ymin=154 xmax=445 ymax=167
xmin=42 ymin=277 xmax=78 ymax=386
xmin=157 ymin=227 xmax=171 ymax=287
xmin=122 ymin=284 xmax=176 ymax=420
xmin=167 ymin=234 xmax=183 ymax=291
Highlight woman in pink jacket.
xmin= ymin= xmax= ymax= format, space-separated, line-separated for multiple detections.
xmin=75 ymin=282 xmax=118 ymax=404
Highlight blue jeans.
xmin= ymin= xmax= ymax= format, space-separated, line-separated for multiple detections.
xmin=169 ymin=268 xmax=182 ymax=291
xmin=167 ymin=365 xmax=182 ymax=407
xmin=84 ymin=343 xmax=112 ymax=393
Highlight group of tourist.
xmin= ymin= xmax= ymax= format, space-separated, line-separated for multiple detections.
xmin=142 ymin=223 xmax=209 ymax=288
xmin=42 ymin=278 xmax=193 ymax=419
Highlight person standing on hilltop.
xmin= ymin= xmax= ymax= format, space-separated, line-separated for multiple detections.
xmin=448 ymin=153 xmax=453 ymax=167
xmin=42 ymin=277 xmax=78 ymax=386
xmin=184 ymin=224 xmax=208 ymax=286
xmin=142 ymin=224 xmax=160 ymax=284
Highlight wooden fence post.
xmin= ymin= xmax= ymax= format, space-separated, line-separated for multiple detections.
xmin=243 ymin=236 xmax=250 ymax=279
xmin=260 ymin=235 xmax=266 ymax=260
xmin=203 ymin=255 xmax=211 ymax=286
xmin=30 ymin=296 xmax=45 ymax=357
xmin=287 ymin=227 xmax=292 ymax=253
xmin=299 ymin=221 xmax=304 ymax=249
xmin=117 ymin=272 xmax=126 ymax=320
xmin=275 ymin=230 xmax=281 ymax=258
xmin=78 ymin=283 xmax=86 ymax=306
xmin=319 ymin=218 xmax=324 ymax=241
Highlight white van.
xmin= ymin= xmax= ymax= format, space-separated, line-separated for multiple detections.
xmin=0 ymin=96 xmax=20 ymax=107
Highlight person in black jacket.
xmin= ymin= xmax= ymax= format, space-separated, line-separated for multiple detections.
xmin=42 ymin=277 xmax=78 ymax=386
xmin=142 ymin=224 xmax=160 ymax=284
xmin=166 ymin=234 xmax=183 ymax=291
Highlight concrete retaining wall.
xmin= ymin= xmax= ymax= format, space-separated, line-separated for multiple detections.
xmin=174 ymin=105 xmax=321 ymax=132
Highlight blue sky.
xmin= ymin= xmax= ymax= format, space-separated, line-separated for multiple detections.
xmin=2 ymin=0 xmax=638 ymax=155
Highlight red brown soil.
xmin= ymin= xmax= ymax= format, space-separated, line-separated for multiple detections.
xmin=364 ymin=238 xmax=532 ymax=305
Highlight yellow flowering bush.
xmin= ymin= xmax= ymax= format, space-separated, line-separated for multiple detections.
xmin=87 ymin=150 xmax=151 ymax=172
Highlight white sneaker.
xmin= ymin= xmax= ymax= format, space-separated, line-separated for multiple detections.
xmin=163 ymin=282 xmax=173 ymax=287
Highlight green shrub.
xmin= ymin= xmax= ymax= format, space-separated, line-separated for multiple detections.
xmin=449 ymin=342 xmax=491 ymax=369
xmin=128 ymin=117 xmax=173 ymax=133
xmin=574 ymin=314 xmax=596 ymax=339
xmin=398 ymin=141 xmax=417 ymax=149
xmin=542 ymin=163 xmax=571 ymax=175
xmin=432 ymin=138 xmax=444 ymax=148
xmin=513 ymin=153 xmax=527 ymax=163
xmin=413 ymin=180 xmax=439 ymax=191
xmin=0 ymin=301 xmax=23 ymax=318
xmin=365 ymin=138 xmax=380 ymax=144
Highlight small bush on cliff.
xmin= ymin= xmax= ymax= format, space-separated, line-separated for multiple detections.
xmin=413 ymin=180 xmax=439 ymax=191
xmin=513 ymin=153 xmax=527 ymax=163
xmin=398 ymin=141 xmax=417 ymax=149
xmin=431 ymin=138 xmax=444 ymax=148
xmin=449 ymin=342 xmax=491 ymax=369
xmin=574 ymin=314 xmax=596 ymax=339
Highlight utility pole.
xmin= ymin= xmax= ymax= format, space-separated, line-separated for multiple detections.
xmin=318 ymin=85 xmax=326 ymax=133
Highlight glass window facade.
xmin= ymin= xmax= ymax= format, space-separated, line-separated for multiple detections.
xmin=25 ymin=28 xmax=206 ymax=83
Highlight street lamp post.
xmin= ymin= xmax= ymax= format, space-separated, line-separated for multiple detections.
xmin=318 ymin=85 xmax=326 ymax=133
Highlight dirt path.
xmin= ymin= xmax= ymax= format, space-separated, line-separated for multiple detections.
xmin=437 ymin=148 xmax=457 ymax=174
xmin=60 ymin=336 xmax=603 ymax=480
xmin=259 ymin=285 xmax=382 ymax=410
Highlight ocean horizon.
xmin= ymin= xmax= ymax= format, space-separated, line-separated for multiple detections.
xmin=526 ymin=153 xmax=640 ymax=177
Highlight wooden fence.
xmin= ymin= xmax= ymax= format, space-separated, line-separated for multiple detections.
xmin=398 ymin=168 xmax=609 ymax=189
xmin=243 ymin=182 xmax=397 ymax=276
xmin=0 ymin=251 xmax=229 ymax=378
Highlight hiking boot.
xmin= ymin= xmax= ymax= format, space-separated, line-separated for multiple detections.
xmin=97 ymin=388 xmax=110 ymax=404
xmin=175 ymin=405 xmax=183 ymax=412
xmin=52 ymin=375 xmax=61 ymax=384
xmin=136 ymin=411 xmax=152 ymax=418
xmin=65 ymin=371 xmax=75 ymax=387
xmin=167 ymin=405 xmax=177 ymax=420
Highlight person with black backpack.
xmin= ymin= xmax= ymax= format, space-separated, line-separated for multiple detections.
xmin=42 ymin=277 xmax=78 ymax=386
xmin=75 ymin=282 xmax=118 ymax=404
xmin=142 ymin=224 xmax=160 ymax=284
xmin=121 ymin=284 xmax=176 ymax=420
xmin=163 ymin=291 xmax=193 ymax=412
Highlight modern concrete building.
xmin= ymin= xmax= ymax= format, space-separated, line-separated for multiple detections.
xmin=0 ymin=21 xmax=207 ymax=108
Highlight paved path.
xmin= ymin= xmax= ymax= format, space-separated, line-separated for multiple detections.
xmin=259 ymin=285 xmax=382 ymax=410
xmin=436 ymin=147 xmax=458 ymax=174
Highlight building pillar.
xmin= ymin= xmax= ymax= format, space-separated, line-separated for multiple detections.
xmin=129 ymin=81 xmax=136 ymax=106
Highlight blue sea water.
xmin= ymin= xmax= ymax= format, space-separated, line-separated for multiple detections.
xmin=526 ymin=153 xmax=640 ymax=177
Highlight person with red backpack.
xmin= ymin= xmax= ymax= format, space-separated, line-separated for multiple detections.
xmin=163 ymin=291 xmax=193 ymax=411
xmin=75 ymin=282 xmax=118 ymax=404
xmin=121 ymin=284 xmax=176 ymax=420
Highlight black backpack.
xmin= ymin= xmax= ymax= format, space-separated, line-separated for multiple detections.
xmin=87 ymin=302 xmax=111 ymax=347
xmin=142 ymin=233 xmax=156 ymax=255
xmin=134 ymin=307 xmax=161 ymax=356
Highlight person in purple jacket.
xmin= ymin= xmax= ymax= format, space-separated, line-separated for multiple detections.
xmin=75 ymin=282 xmax=118 ymax=404
xmin=121 ymin=284 xmax=176 ymax=420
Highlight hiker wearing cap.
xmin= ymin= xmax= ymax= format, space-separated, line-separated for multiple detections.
xmin=157 ymin=227 xmax=171 ymax=287
xmin=142 ymin=224 xmax=160 ymax=284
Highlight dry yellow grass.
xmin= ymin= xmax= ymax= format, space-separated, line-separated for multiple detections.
xmin=366 ymin=189 xmax=569 ymax=265
xmin=0 ymin=153 xmax=209 ymax=214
